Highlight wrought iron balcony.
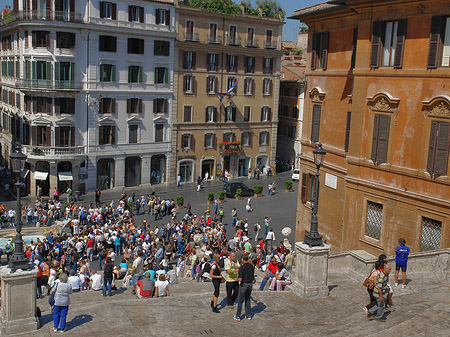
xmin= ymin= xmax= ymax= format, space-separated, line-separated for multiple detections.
xmin=0 ymin=10 xmax=83 ymax=26
xmin=16 ymin=79 xmax=82 ymax=91
xmin=207 ymin=34 xmax=222 ymax=44
xmin=245 ymin=38 xmax=259 ymax=48
xmin=227 ymin=36 xmax=241 ymax=46
xmin=183 ymin=32 xmax=199 ymax=42
xmin=264 ymin=40 xmax=277 ymax=49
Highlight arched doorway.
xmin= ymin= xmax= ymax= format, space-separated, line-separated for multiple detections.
xmin=97 ymin=158 xmax=115 ymax=190
xmin=35 ymin=161 xmax=50 ymax=196
xmin=57 ymin=161 xmax=72 ymax=193
xmin=201 ymin=159 xmax=214 ymax=180
xmin=125 ymin=156 xmax=141 ymax=187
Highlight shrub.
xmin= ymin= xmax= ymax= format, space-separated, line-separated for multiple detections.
xmin=176 ymin=196 xmax=184 ymax=206
xmin=207 ymin=192 xmax=215 ymax=202
xmin=218 ymin=191 xmax=225 ymax=200
xmin=285 ymin=181 xmax=293 ymax=190
xmin=236 ymin=188 xmax=243 ymax=197
xmin=254 ymin=185 xmax=263 ymax=194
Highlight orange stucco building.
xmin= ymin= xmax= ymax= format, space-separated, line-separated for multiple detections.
xmin=290 ymin=0 xmax=449 ymax=256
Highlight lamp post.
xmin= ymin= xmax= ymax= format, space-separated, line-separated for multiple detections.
xmin=304 ymin=143 xmax=326 ymax=247
xmin=9 ymin=144 xmax=29 ymax=272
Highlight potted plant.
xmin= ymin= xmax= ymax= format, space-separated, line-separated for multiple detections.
xmin=176 ymin=196 xmax=184 ymax=208
xmin=285 ymin=180 xmax=293 ymax=192
xmin=235 ymin=188 xmax=243 ymax=200
xmin=207 ymin=192 xmax=215 ymax=204
xmin=254 ymin=185 xmax=263 ymax=197
xmin=218 ymin=191 xmax=226 ymax=203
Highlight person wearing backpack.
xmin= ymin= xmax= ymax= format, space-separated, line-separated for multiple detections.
xmin=103 ymin=257 xmax=114 ymax=297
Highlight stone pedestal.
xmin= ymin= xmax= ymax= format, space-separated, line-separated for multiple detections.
xmin=0 ymin=266 xmax=39 ymax=336
xmin=291 ymin=242 xmax=330 ymax=299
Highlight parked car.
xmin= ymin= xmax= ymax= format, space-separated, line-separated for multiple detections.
xmin=292 ymin=169 xmax=300 ymax=181
xmin=223 ymin=181 xmax=254 ymax=198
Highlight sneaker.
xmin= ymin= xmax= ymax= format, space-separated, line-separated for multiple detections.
xmin=395 ymin=283 xmax=398 ymax=287
xmin=374 ymin=317 xmax=386 ymax=323
xmin=247 ymin=316 xmax=252 ymax=320
xmin=402 ymin=284 xmax=406 ymax=289
xmin=60 ymin=329 xmax=65 ymax=333
xmin=233 ymin=315 xmax=241 ymax=322
xmin=53 ymin=328 xmax=58 ymax=333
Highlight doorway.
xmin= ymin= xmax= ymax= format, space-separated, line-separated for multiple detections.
xmin=179 ymin=161 xmax=193 ymax=183
xmin=201 ymin=159 xmax=214 ymax=180
xmin=97 ymin=158 xmax=115 ymax=190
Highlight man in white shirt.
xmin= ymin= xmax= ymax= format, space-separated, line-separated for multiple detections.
xmin=90 ymin=270 xmax=103 ymax=291
xmin=266 ymin=228 xmax=276 ymax=253
xmin=68 ymin=270 xmax=82 ymax=291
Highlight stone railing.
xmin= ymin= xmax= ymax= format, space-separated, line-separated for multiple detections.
xmin=0 ymin=10 xmax=83 ymax=26
xmin=328 ymin=248 xmax=450 ymax=281
xmin=22 ymin=145 xmax=85 ymax=158
xmin=16 ymin=79 xmax=82 ymax=91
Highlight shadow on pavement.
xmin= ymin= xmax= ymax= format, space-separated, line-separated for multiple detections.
xmin=250 ymin=297 xmax=267 ymax=315
xmin=65 ymin=314 xmax=93 ymax=331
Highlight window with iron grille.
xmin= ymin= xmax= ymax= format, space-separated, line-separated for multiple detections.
xmin=420 ymin=217 xmax=442 ymax=251
xmin=365 ymin=201 xmax=383 ymax=240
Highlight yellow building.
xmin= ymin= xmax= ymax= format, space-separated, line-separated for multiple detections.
xmin=172 ymin=3 xmax=284 ymax=182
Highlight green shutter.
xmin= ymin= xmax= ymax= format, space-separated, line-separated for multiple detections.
xmin=139 ymin=67 xmax=143 ymax=83
xmin=112 ymin=65 xmax=116 ymax=82
xmin=128 ymin=66 xmax=131 ymax=83
xmin=32 ymin=61 xmax=37 ymax=80
xmin=70 ymin=63 xmax=75 ymax=82
xmin=154 ymin=68 xmax=158 ymax=83
xmin=46 ymin=61 xmax=52 ymax=81
xmin=15 ymin=60 xmax=19 ymax=78
xmin=164 ymin=68 xmax=168 ymax=84
xmin=55 ymin=62 xmax=60 ymax=81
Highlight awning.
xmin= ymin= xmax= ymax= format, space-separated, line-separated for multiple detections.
xmin=58 ymin=172 xmax=73 ymax=181
xmin=34 ymin=171 xmax=48 ymax=180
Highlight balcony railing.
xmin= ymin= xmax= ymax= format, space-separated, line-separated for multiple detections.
xmin=207 ymin=34 xmax=222 ymax=44
xmin=0 ymin=10 xmax=83 ymax=26
xmin=227 ymin=36 xmax=241 ymax=46
xmin=23 ymin=145 xmax=85 ymax=158
xmin=183 ymin=32 xmax=200 ymax=42
xmin=16 ymin=79 xmax=82 ymax=91
xmin=245 ymin=38 xmax=259 ymax=48
xmin=264 ymin=40 xmax=277 ymax=49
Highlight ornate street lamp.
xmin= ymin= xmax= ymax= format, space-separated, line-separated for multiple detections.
xmin=9 ymin=145 xmax=29 ymax=272
xmin=304 ymin=143 xmax=326 ymax=247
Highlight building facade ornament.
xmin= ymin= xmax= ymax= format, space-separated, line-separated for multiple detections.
xmin=422 ymin=96 xmax=450 ymax=119
xmin=309 ymin=87 xmax=326 ymax=102
xmin=367 ymin=92 xmax=400 ymax=112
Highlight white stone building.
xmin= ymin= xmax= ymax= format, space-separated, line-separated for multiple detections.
xmin=0 ymin=0 xmax=176 ymax=196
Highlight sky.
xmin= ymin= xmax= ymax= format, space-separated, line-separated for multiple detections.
xmin=0 ymin=0 xmax=322 ymax=42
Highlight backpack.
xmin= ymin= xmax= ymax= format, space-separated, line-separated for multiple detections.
xmin=218 ymin=257 xmax=225 ymax=269
xmin=254 ymin=225 xmax=257 ymax=231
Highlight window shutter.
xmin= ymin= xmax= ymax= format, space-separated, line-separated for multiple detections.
xmin=184 ymin=106 xmax=190 ymax=122
xmin=32 ymin=31 xmax=36 ymax=48
xmin=140 ymin=39 xmax=144 ymax=54
xmin=139 ymin=67 xmax=144 ymax=83
xmin=99 ymin=99 xmax=103 ymax=114
xmin=351 ymin=27 xmax=358 ymax=69
xmin=377 ymin=115 xmax=391 ymax=164
xmin=244 ymin=107 xmax=249 ymax=121
xmin=269 ymin=79 xmax=273 ymax=95
xmin=214 ymin=77 xmax=218 ymax=92
xmin=301 ymin=173 xmax=308 ymax=203
xmin=46 ymin=97 xmax=52 ymax=114
xmin=232 ymin=107 xmax=236 ymax=121
xmin=70 ymin=127 xmax=75 ymax=146
xmin=266 ymin=132 xmax=270 ymax=146
xmin=54 ymin=62 xmax=60 ymax=81
xmin=205 ymin=107 xmax=208 ymax=122
xmin=192 ymin=52 xmax=196 ymax=69
xmin=100 ymin=2 xmax=104 ymax=18
xmin=111 ymin=3 xmax=116 ymax=20
xmin=183 ymin=75 xmax=187 ymax=92
xmin=55 ymin=127 xmax=60 ymax=146
xmin=139 ymin=7 xmax=144 ymax=23
xmin=70 ymin=0 xmax=74 ymax=13
xmin=164 ymin=99 xmax=168 ymax=113
xmin=248 ymin=132 xmax=252 ymax=147
xmin=70 ymin=33 xmax=75 ymax=48
xmin=55 ymin=98 xmax=60 ymax=114
xmin=99 ymin=127 xmax=104 ymax=145
xmin=427 ymin=16 xmax=444 ymax=69
xmin=165 ymin=10 xmax=170 ymax=26
xmin=139 ymin=99 xmax=143 ymax=113
xmin=32 ymin=126 xmax=37 ymax=145
xmin=111 ymin=65 xmax=116 ymax=82
xmin=214 ymin=107 xmax=218 ymax=122
xmin=311 ymin=104 xmax=321 ymax=143
xmin=321 ymin=31 xmax=329 ymax=70
xmin=427 ymin=121 xmax=438 ymax=175
xmin=127 ymin=99 xmax=131 ymax=113
xmin=32 ymin=0 xmax=37 ymax=10
xmin=268 ymin=107 xmax=272 ymax=121
xmin=111 ymin=99 xmax=116 ymax=114
xmin=251 ymin=57 xmax=255 ymax=73
xmin=260 ymin=107 xmax=264 ymax=121
xmin=371 ymin=114 xmax=380 ymax=162
xmin=370 ymin=21 xmax=382 ymax=68
xmin=155 ymin=9 xmax=160 ymax=24
xmin=345 ymin=111 xmax=351 ymax=152
xmin=153 ymin=99 xmax=157 ymax=113
xmin=226 ymin=55 xmax=230 ymax=72
xmin=311 ymin=33 xmax=317 ymax=70
xmin=434 ymin=123 xmax=450 ymax=177
xmin=46 ymin=61 xmax=52 ymax=81
xmin=46 ymin=126 xmax=51 ymax=146
xmin=394 ymin=19 xmax=407 ymax=69
xmin=215 ymin=54 xmax=219 ymax=71
xmin=190 ymin=134 xmax=194 ymax=150
xmin=128 ymin=6 xmax=133 ymax=22
xmin=183 ymin=51 xmax=187 ymax=69
xmin=244 ymin=56 xmax=248 ymax=72
xmin=270 ymin=58 xmax=273 ymax=74
xmin=111 ymin=126 xmax=116 ymax=144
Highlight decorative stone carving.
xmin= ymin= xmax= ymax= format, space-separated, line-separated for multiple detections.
xmin=309 ymin=87 xmax=326 ymax=102
xmin=431 ymin=101 xmax=450 ymax=118
xmin=367 ymin=92 xmax=400 ymax=112
xmin=422 ymin=96 xmax=450 ymax=119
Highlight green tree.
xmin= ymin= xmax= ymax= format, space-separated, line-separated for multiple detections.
xmin=256 ymin=0 xmax=285 ymax=19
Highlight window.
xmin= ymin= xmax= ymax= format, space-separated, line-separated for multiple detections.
xmin=127 ymin=98 xmax=142 ymax=114
xmin=154 ymin=41 xmax=169 ymax=56
xmin=206 ymin=76 xmax=217 ymax=93
xmin=205 ymin=106 xmax=216 ymax=122
xmin=261 ymin=106 xmax=271 ymax=121
xmin=154 ymin=67 xmax=168 ymax=84
xmin=427 ymin=121 xmax=450 ymax=178
xmin=370 ymin=20 xmax=407 ymax=68
xmin=229 ymin=25 xmax=237 ymax=45
xmin=428 ymin=16 xmax=450 ymax=68
xmin=283 ymin=105 xmax=289 ymax=116
xmin=32 ymin=31 xmax=49 ymax=48
xmin=241 ymin=132 xmax=251 ymax=146
xmin=100 ymin=2 xmax=116 ymax=20
xmin=263 ymin=78 xmax=272 ymax=95
xmin=128 ymin=65 xmax=143 ymax=83
xmin=290 ymin=126 xmax=297 ymax=139
xmin=183 ymin=74 xmax=193 ymax=93
xmin=56 ymin=32 xmax=75 ymax=49
xmin=295 ymin=88 xmax=300 ymax=97
xmin=265 ymin=30 xmax=273 ymax=48
xmin=155 ymin=124 xmax=164 ymax=142
xmin=55 ymin=97 xmax=75 ymax=114
xmin=55 ymin=126 xmax=74 ymax=147
xmin=204 ymin=133 xmax=214 ymax=148
xmin=223 ymin=132 xmax=235 ymax=142
xmin=208 ymin=23 xmax=218 ymax=43
xmin=183 ymin=106 xmax=192 ymax=122
xmin=129 ymin=124 xmax=138 ymax=143
xmin=155 ymin=9 xmax=170 ymax=26
xmin=284 ymin=124 xmax=289 ymax=137
xmin=99 ymin=125 xmax=116 ymax=145
xmin=36 ymin=126 xmax=48 ymax=146
xmin=128 ymin=38 xmax=144 ymax=54
xmin=227 ymin=55 xmax=237 ymax=72
xmin=263 ymin=57 xmax=272 ymax=74
xmin=182 ymin=134 xmax=191 ymax=149
xmin=344 ymin=111 xmax=352 ymax=152
xmin=245 ymin=56 xmax=255 ymax=73
xmin=99 ymin=98 xmax=115 ymax=114
xmin=311 ymin=104 xmax=321 ymax=143
xmin=292 ymin=106 xmax=298 ymax=119
xmin=99 ymin=35 xmax=117 ymax=52
xmin=185 ymin=20 xmax=194 ymax=39
xmin=55 ymin=62 xmax=75 ymax=84
xmin=153 ymin=98 xmax=168 ymax=114
xmin=183 ymin=51 xmax=196 ymax=70
xmin=284 ymin=87 xmax=290 ymax=97
xmin=244 ymin=78 xmax=253 ymax=95
xmin=351 ymin=27 xmax=358 ymax=69
xmin=34 ymin=61 xmax=51 ymax=80
xmin=100 ymin=64 xmax=116 ymax=82
xmin=128 ymin=6 xmax=144 ymax=23
xmin=247 ymin=27 xmax=254 ymax=45
xmin=227 ymin=77 xmax=237 ymax=94
xmin=225 ymin=106 xmax=236 ymax=122
xmin=311 ymin=31 xmax=329 ymax=70
xmin=259 ymin=131 xmax=269 ymax=145
xmin=365 ymin=201 xmax=383 ymax=240
xmin=300 ymin=173 xmax=316 ymax=203
xmin=36 ymin=97 xmax=52 ymax=113
xmin=207 ymin=53 xmax=218 ymax=71
xmin=371 ymin=114 xmax=391 ymax=164
xmin=420 ymin=217 xmax=442 ymax=251
xmin=243 ymin=106 xmax=251 ymax=122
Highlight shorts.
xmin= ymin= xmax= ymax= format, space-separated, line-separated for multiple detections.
xmin=395 ymin=263 xmax=407 ymax=272
xmin=132 ymin=275 xmax=143 ymax=286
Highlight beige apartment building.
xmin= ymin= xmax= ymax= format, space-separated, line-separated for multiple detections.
xmin=172 ymin=3 xmax=283 ymax=182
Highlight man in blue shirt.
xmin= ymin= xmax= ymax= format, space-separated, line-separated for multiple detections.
xmin=394 ymin=238 xmax=410 ymax=289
